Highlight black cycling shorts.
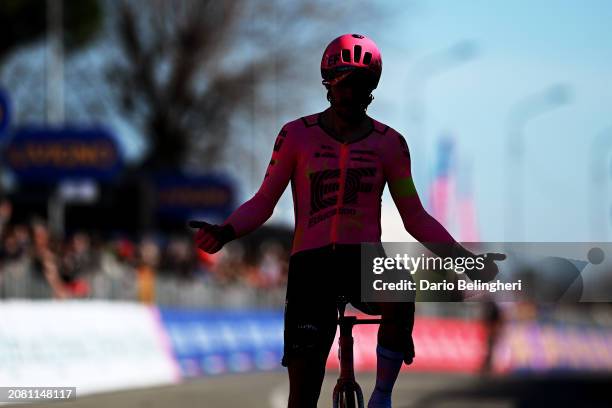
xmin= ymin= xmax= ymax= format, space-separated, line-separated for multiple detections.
xmin=281 ymin=243 xmax=413 ymax=367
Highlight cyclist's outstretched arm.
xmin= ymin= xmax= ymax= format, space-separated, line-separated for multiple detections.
xmin=223 ymin=125 xmax=296 ymax=237
xmin=382 ymin=132 xmax=504 ymax=281
xmin=383 ymin=131 xmax=457 ymax=246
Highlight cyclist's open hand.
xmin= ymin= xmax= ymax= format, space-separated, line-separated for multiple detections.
xmin=467 ymin=252 xmax=506 ymax=282
xmin=191 ymin=221 xmax=236 ymax=254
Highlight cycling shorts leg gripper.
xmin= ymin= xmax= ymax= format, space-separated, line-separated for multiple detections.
xmin=282 ymin=296 xmax=337 ymax=408
xmin=281 ymin=245 xmax=346 ymax=367
xmin=281 ymin=297 xmax=338 ymax=367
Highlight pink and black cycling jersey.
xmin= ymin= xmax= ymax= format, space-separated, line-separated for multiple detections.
xmin=224 ymin=112 xmax=454 ymax=255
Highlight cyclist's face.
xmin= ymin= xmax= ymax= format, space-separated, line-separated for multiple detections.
xmin=328 ymin=71 xmax=374 ymax=122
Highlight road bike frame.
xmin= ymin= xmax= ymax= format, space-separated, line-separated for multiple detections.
xmin=333 ymin=296 xmax=384 ymax=408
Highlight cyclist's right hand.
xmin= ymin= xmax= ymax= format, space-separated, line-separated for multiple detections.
xmin=192 ymin=221 xmax=236 ymax=254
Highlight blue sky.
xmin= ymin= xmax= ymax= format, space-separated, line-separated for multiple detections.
xmin=301 ymin=0 xmax=612 ymax=242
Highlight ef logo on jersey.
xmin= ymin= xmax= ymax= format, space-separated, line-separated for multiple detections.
xmin=309 ymin=168 xmax=376 ymax=215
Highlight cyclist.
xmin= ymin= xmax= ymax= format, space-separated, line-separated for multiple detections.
xmin=195 ymin=34 xmax=502 ymax=408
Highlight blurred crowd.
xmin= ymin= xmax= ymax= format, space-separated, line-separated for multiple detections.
xmin=0 ymin=197 xmax=289 ymax=303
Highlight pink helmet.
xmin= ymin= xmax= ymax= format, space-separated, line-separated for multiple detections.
xmin=321 ymin=33 xmax=382 ymax=89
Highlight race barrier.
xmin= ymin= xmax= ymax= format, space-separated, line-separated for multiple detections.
xmin=325 ymin=313 xmax=612 ymax=374
xmin=2 ymin=301 xmax=612 ymax=396
xmin=325 ymin=314 xmax=487 ymax=373
xmin=496 ymin=320 xmax=612 ymax=373
xmin=0 ymin=301 xmax=180 ymax=396
xmin=158 ymin=308 xmax=284 ymax=378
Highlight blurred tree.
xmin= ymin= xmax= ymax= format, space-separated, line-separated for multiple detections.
xmin=0 ymin=0 xmax=402 ymax=173
xmin=0 ymin=0 xmax=103 ymax=64
xmin=107 ymin=0 xmax=382 ymax=170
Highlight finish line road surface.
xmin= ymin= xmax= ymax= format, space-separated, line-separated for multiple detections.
xmin=5 ymin=371 xmax=492 ymax=408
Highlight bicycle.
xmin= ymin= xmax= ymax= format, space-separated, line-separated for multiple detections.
xmin=333 ymin=295 xmax=385 ymax=408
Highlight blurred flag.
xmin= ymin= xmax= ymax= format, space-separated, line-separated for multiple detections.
xmin=428 ymin=134 xmax=480 ymax=241
xmin=457 ymin=160 xmax=480 ymax=241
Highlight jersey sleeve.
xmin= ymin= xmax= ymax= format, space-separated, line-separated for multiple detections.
xmin=383 ymin=131 xmax=456 ymax=244
xmin=223 ymin=124 xmax=296 ymax=237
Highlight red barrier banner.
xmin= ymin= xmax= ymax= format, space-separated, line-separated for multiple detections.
xmin=326 ymin=315 xmax=486 ymax=373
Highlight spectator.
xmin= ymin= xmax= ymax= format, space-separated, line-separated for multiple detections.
xmin=210 ymin=241 xmax=246 ymax=286
xmin=1 ymin=227 xmax=22 ymax=260
xmin=60 ymin=232 xmax=96 ymax=297
xmin=257 ymin=240 xmax=288 ymax=288
xmin=1 ymin=214 xmax=289 ymax=303
xmin=136 ymin=236 xmax=160 ymax=303
xmin=0 ymin=198 xmax=12 ymax=238
xmin=161 ymin=236 xmax=197 ymax=280
xmin=30 ymin=220 xmax=68 ymax=299
xmin=480 ymin=299 xmax=504 ymax=375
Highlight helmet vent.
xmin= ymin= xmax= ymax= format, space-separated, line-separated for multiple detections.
xmin=341 ymin=49 xmax=351 ymax=63
xmin=363 ymin=52 xmax=372 ymax=65
xmin=354 ymin=45 xmax=362 ymax=62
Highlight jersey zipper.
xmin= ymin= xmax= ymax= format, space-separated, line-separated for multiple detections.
xmin=332 ymin=143 xmax=349 ymax=250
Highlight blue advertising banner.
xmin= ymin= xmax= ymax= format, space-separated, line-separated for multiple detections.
xmin=3 ymin=126 xmax=123 ymax=182
xmin=158 ymin=308 xmax=284 ymax=377
xmin=154 ymin=172 xmax=235 ymax=222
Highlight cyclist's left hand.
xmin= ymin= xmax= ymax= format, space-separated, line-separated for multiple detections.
xmin=466 ymin=252 xmax=506 ymax=282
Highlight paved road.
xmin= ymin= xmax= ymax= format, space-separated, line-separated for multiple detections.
xmin=6 ymin=371 xmax=481 ymax=408
xmin=12 ymin=371 xmax=610 ymax=407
